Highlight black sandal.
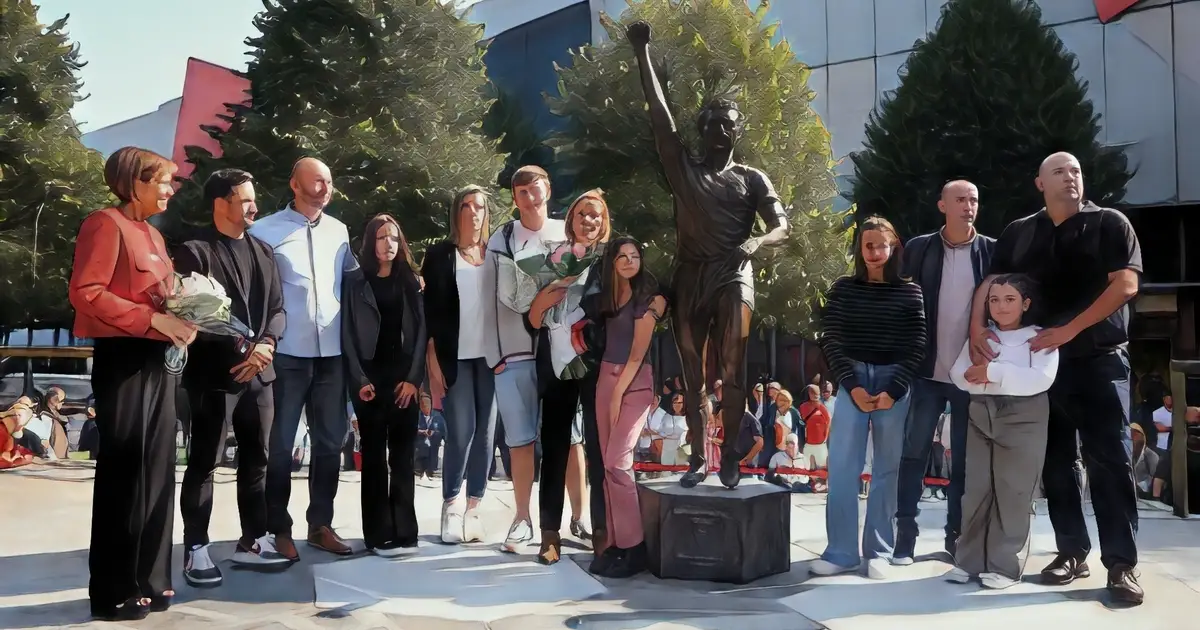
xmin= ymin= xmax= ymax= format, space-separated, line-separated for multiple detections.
xmin=91 ymin=597 xmax=150 ymax=622
xmin=149 ymin=592 xmax=172 ymax=612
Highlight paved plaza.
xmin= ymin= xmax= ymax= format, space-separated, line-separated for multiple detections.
xmin=1 ymin=461 xmax=1197 ymax=629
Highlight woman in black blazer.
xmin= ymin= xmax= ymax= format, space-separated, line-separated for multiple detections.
xmin=342 ymin=213 xmax=427 ymax=557
xmin=421 ymin=185 xmax=499 ymax=544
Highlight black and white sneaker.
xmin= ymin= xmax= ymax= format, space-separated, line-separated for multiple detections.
xmin=231 ymin=535 xmax=291 ymax=567
xmin=184 ymin=544 xmax=223 ymax=587
xmin=371 ymin=541 xmax=420 ymax=558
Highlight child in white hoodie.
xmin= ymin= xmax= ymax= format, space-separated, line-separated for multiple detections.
xmin=948 ymin=274 xmax=1059 ymax=589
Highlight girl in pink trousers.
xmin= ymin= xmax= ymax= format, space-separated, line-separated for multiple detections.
xmin=593 ymin=236 xmax=665 ymax=579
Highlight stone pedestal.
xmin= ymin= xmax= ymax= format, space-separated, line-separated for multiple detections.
xmin=637 ymin=478 xmax=790 ymax=584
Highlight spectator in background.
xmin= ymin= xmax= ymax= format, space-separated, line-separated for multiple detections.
xmin=1152 ymin=429 xmax=1200 ymax=514
xmin=798 ymin=385 xmax=831 ymax=489
xmin=19 ymin=389 xmax=61 ymax=459
xmin=734 ymin=402 xmax=764 ymax=478
xmin=649 ymin=393 xmax=688 ymax=467
xmin=750 ymin=382 xmax=765 ymax=417
xmin=768 ymin=433 xmax=811 ymax=492
xmin=821 ymin=381 xmax=837 ymax=417
xmin=415 ymin=393 xmax=445 ymax=479
xmin=773 ymin=390 xmax=801 ymax=450
xmin=1130 ymin=423 xmax=1158 ymax=500
xmin=757 ymin=382 xmax=782 ymax=467
xmin=0 ymin=397 xmax=35 ymax=469
xmin=1151 ymin=393 xmax=1173 ymax=455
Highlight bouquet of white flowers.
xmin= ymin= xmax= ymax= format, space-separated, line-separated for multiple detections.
xmin=495 ymin=238 xmax=604 ymax=381
xmin=159 ymin=272 xmax=254 ymax=374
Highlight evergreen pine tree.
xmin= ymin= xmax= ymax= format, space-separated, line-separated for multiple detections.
xmin=169 ymin=0 xmax=503 ymax=245
xmin=0 ymin=0 xmax=108 ymax=329
xmin=548 ymin=0 xmax=848 ymax=335
xmin=850 ymin=0 xmax=1131 ymax=239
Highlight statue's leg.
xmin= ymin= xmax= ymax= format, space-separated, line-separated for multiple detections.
xmin=711 ymin=298 xmax=752 ymax=489
xmin=670 ymin=299 xmax=712 ymax=489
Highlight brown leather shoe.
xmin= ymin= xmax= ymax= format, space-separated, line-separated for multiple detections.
xmin=537 ymin=530 xmax=562 ymax=566
xmin=307 ymin=526 xmax=353 ymax=556
xmin=1107 ymin=566 xmax=1144 ymax=605
xmin=273 ymin=533 xmax=300 ymax=562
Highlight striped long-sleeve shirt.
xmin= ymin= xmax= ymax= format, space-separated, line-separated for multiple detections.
xmin=819 ymin=277 xmax=927 ymax=400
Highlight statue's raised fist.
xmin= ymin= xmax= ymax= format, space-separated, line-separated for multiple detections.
xmin=626 ymin=21 xmax=651 ymax=47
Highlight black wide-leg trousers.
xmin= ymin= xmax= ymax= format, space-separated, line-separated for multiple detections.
xmin=88 ymin=337 xmax=179 ymax=610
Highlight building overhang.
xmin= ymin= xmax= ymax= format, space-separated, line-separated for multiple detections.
xmin=1095 ymin=0 xmax=1142 ymax=24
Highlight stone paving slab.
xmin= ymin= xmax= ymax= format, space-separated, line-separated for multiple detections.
xmin=2 ymin=461 xmax=1198 ymax=629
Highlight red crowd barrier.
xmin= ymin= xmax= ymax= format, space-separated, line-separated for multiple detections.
xmin=631 ymin=461 xmax=950 ymax=486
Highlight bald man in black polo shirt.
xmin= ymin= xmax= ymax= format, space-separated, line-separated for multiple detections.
xmin=967 ymin=152 xmax=1143 ymax=604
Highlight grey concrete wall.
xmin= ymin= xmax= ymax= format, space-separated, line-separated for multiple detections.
xmin=759 ymin=0 xmax=1200 ymax=207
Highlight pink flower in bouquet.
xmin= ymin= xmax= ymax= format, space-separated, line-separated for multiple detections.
xmin=549 ymin=246 xmax=568 ymax=265
xmin=571 ymin=243 xmax=588 ymax=259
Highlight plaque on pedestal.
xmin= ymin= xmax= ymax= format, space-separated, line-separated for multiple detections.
xmin=638 ymin=478 xmax=790 ymax=584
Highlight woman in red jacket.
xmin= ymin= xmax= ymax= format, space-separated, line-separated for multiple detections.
xmin=69 ymin=147 xmax=198 ymax=621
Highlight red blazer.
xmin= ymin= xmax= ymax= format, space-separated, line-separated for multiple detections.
xmin=69 ymin=208 xmax=174 ymax=342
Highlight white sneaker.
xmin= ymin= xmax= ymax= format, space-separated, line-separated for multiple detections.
xmin=808 ymin=558 xmax=857 ymax=576
xmin=441 ymin=500 xmax=464 ymax=544
xmin=980 ymin=572 xmax=1019 ymax=589
xmin=463 ymin=505 xmax=484 ymax=543
xmin=501 ymin=519 xmax=533 ymax=553
xmin=183 ymin=544 xmax=223 ymax=587
xmin=231 ymin=535 xmax=291 ymax=566
xmin=889 ymin=556 xmax=914 ymax=566
xmin=945 ymin=567 xmax=972 ymax=583
xmin=865 ymin=558 xmax=889 ymax=580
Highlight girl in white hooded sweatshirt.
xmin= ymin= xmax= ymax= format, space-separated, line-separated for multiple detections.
xmin=948 ymin=274 xmax=1059 ymax=589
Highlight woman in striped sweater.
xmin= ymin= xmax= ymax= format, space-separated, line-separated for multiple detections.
xmin=812 ymin=215 xmax=927 ymax=579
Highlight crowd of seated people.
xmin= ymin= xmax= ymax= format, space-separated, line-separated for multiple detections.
xmin=0 ymin=388 xmax=98 ymax=467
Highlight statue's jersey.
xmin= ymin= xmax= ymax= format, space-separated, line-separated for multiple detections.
xmin=654 ymin=131 xmax=782 ymax=265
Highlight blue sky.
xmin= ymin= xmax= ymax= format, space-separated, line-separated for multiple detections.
xmin=37 ymin=0 xmax=484 ymax=133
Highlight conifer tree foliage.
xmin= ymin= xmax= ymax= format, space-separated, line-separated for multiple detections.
xmin=548 ymin=0 xmax=848 ymax=335
xmin=0 ymin=1 xmax=108 ymax=329
xmin=849 ymin=0 xmax=1131 ymax=239
xmin=170 ymin=0 xmax=503 ymax=246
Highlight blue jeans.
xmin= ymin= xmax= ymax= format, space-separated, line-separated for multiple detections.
xmin=822 ymin=362 xmax=913 ymax=568
xmin=441 ymin=358 xmax=497 ymax=501
xmin=266 ymin=354 xmax=347 ymax=533
xmin=895 ymin=378 xmax=968 ymax=556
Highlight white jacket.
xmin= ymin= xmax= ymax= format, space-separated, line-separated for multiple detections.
xmin=949 ymin=326 xmax=1059 ymax=397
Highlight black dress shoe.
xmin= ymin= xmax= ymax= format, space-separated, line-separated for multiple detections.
xmin=149 ymin=594 xmax=172 ymax=612
xmin=1107 ymin=565 xmax=1144 ymax=605
xmin=596 ymin=543 xmax=646 ymax=579
xmin=1040 ymin=554 xmax=1090 ymax=585
xmin=589 ymin=546 xmax=624 ymax=575
xmin=91 ymin=597 xmax=150 ymax=622
xmin=718 ymin=456 xmax=741 ymax=489
xmin=680 ymin=463 xmax=707 ymax=489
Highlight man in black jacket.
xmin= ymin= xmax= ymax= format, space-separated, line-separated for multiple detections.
xmin=173 ymin=169 xmax=290 ymax=588
xmin=894 ymin=180 xmax=994 ymax=563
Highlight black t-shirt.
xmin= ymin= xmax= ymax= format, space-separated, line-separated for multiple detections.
xmin=736 ymin=410 xmax=762 ymax=457
xmin=217 ymin=235 xmax=256 ymax=324
xmin=367 ymin=273 xmax=406 ymax=383
xmin=988 ymin=202 xmax=1142 ymax=359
